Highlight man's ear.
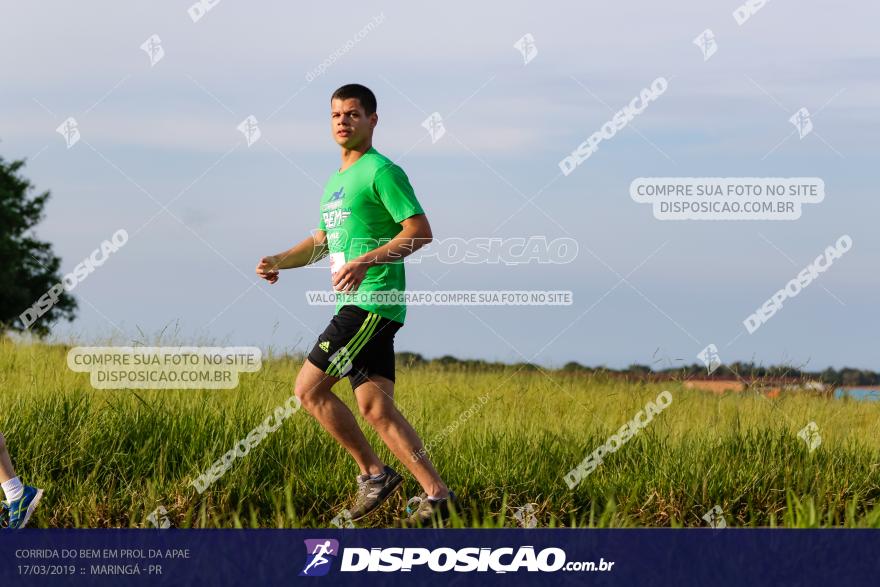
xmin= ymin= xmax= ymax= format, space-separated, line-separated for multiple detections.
xmin=370 ymin=112 xmax=378 ymax=129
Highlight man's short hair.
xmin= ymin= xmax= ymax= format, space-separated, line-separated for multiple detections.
xmin=331 ymin=84 xmax=377 ymax=115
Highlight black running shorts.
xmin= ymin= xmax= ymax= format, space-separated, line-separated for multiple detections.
xmin=307 ymin=305 xmax=403 ymax=389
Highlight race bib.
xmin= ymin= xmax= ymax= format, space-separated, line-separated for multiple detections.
xmin=329 ymin=252 xmax=345 ymax=275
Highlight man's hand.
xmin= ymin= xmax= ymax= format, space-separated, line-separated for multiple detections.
xmin=256 ymin=256 xmax=280 ymax=284
xmin=327 ymin=215 xmax=432 ymax=292
xmin=331 ymin=259 xmax=370 ymax=292
xmin=257 ymin=232 xmax=328 ymax=285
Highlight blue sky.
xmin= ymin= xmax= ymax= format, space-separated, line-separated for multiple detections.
xmin=2 ymin=1 xmax=878 ymax=370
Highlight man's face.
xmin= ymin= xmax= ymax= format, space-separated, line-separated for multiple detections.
xmin=331 ymin=98 xmax=376 ymax=149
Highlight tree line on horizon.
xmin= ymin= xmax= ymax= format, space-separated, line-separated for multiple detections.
xmin=395 ymin=353 xmax=880 ymax=387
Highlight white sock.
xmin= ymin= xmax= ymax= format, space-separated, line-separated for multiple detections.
xmin=2 ymin=477 xmax=24 ymax=503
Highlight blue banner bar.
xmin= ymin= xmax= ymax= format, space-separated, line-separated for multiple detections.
xmin=1 ymin=529 xmax=876 ymax=586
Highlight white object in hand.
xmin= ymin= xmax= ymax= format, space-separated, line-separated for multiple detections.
xmin=329 ymin=252 xmax=346 ymax=275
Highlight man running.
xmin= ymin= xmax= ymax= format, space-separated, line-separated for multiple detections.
xmin=256 ymin=84 xmax=456 ymax=527
xmin=0 ymin=432 xmax=43 ymax=529
xmin=302 ymin=540 xmax=335 ymax=575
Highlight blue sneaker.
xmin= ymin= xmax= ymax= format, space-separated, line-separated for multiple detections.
xmin=5 ymin=486 xmax=44 ymax=529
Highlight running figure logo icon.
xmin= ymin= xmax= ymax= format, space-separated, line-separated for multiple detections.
xmin=300 ymin=539 xmax=339 ymax=577
xmin=56 ymin=117 xmax=80 ymax=149
xmin=693 ymin=29 xmax=717 ymax=61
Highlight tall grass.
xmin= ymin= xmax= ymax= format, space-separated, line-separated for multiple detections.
xmin=1 ymin=339 xmax=878 ymax=528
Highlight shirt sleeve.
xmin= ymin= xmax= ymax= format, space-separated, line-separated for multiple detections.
xmin=318 ymin=209 xmax=326 ymax=232
xmin=373 ymin=164 xmax=425 ymax=223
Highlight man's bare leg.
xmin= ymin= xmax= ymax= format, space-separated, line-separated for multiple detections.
xmin=294 ymin=360 xmax=385 ymax=476
xmin=1 ymin=431 xmax=45 ymax=529
xmin=353 ymin=377 xmax=449 ymax=498
xmin=0 ymin=433 xmax=15 ymax=484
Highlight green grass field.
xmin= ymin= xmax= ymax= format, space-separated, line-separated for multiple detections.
xmin=2 ymin=339 xmax=879 ymax=528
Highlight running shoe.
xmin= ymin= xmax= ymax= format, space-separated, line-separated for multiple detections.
xmin=348 ymin=466 xmax=403 ymax=521
xmin=5 ymin=485 xmax=43 ymax=529
xmin=401 ymin=491 xmax=458 ymax=527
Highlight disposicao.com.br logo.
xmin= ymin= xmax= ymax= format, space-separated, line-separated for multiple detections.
xmin=300 ymin=539 xmax=339 ymax=577
xmin=299 ymin=539 xmax=614 ymax=575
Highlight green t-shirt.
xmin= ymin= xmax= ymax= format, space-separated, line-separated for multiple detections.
xmin=317 ymin=147 xmax=424 ymax=324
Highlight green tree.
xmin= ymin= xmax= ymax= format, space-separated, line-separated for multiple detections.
xmin=0 ymin=155 xmax=77 ymax=336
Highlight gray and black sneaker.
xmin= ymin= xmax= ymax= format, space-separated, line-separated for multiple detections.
xmin=348 ymin=466 xmax=403 ymax=521
xmin=401 ymin=491 xmax=458 ymax=528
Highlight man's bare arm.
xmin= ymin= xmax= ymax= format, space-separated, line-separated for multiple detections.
xmin=359 ymin=214 xmax=433 ymax=267
xmin=256 ymin=231 xmax=328 ymax=284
